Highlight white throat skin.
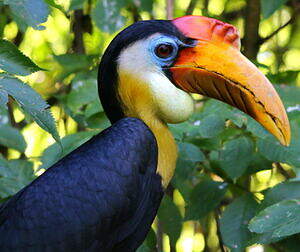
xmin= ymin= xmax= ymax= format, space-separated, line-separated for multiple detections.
xmin=116 ymin=34 xmax=194 ymax=187
xmin=117 ymin=34 xmax=194 ymax=124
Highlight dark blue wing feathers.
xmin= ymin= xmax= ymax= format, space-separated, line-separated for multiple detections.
xmin=0 ymin=117 xmax=163 ymax=252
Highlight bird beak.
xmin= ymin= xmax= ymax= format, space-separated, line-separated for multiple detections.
xmin=170 ymin=16 xmax=290 ymax=146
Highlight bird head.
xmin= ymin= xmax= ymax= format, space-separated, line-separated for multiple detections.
xmin=98 ymin=15 xmax=290 ymax=146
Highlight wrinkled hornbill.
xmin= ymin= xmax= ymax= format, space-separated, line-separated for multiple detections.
xmin=0 ymin=16 xmax=290 ymax=251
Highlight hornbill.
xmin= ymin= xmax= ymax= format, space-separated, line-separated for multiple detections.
xmin=0 ymin=16 xmax=290 ymax=251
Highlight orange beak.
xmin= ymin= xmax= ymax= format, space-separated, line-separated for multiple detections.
xmin=170 ymin=16 xmax=290 ymax=146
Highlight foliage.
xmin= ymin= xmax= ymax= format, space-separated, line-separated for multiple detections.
xmin=0 ymin=0 xmax=300 ymax=251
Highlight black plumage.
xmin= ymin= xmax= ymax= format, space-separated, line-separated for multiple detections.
xmin=0 ymin=118 xmax=163 ymax=251
xmin=0 ymin=19 xmax=189 ymax=251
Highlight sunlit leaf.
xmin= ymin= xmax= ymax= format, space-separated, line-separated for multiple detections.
xmin=4 ymin=0 xmax=50 ymax=30
xmin=0 ymin=125 xmax=26 ymax=152
xmin=0 ymin=75 xmax=60 ymax=142
xmin=220 ymin=194 xmax=259 ymax=250
xmin=185 ymin=180 xmax=227 ymax=220
xmin=249 ymin=199 xmax=300 ymax=238
xmin=0 ymin=39 xmax=43 ymax=76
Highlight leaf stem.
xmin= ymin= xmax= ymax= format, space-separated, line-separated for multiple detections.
xmin=215 ymin=208 xmax=226 ymax=252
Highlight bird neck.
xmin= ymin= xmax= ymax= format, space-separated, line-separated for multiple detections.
xmin=117 ymin=72 xmax=178 ymax=188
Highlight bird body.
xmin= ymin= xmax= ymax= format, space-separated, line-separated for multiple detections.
xmin=0 ymin=15 xmax=290 ymax=251
xmin=0 ymin=118 xmax=163 ymax=251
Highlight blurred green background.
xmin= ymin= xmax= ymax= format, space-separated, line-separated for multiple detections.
xmin=0 ymin=0 xmax=300 ymax=251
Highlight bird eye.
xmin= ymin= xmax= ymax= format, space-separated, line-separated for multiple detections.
xmin=155 ymin=44 xmax=174 ymax=59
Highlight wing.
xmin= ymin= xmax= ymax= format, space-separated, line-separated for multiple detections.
xmin=0 ymin=117 xmax=163 ymax=252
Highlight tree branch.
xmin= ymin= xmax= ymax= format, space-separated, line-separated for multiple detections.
xmin=243 ymin=0 xmax=261 ymax=60
xmin=128 ymin=3 xmax=142 ymax=22
xmin=72 ymin=10 xmax=85 ymax=54
xmin=275 ymin=162 xmax=294 ymax=180
xmin=156 ymin=219 xmax=163 ymax=252
xmin=186 ymin=0 xmax=198 ymax=15
xmin=166 ymin=0 xmax=174 ymax=19
xmin=203 ymin=0 xmax=209 ymax=16
xmin=259 ymin=15 xmax=296 ymax=45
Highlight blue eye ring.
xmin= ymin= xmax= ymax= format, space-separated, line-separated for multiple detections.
xmin=149 ymin=36 xmax=179 ymax=65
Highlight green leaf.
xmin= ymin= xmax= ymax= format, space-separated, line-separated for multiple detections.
xmin=185 ymin=180 xmax=227 ymax=220
xmin=198 ymin=114 xmax=225 ymax=138
xmin=86 ymin=112 xmax=109 ymax=129
xmin=139 ymin=0 xmax=154 ymax=12
xmin=257 ymin=137 xmax=300 ymax=167
xmin=67 ymin=74 xmax=101 ymax=112
xmin=144 ymin=228 xmax=157 ymax=250
xmin=41 ymin=131 xmax=98 ymax=169
xmin=244 ymin=153 xmax=273 ymax=175
xmin=178 ymin=142 xmax=205 ymax=162
xmin=0 ymin=39 xmax=43 ymax=76
xmin=0 ymin=159 xmax=35 ymax=198
xmin=44 ymin=0 xmax=65 ymax=12
xmin=249 ymin=182 xmax=300 ymax=244
xmin=136 ymin=244 xmax=152 ymax=252
xmin=69 ymin=0 xmax=86 ymax=11
xmin=4 ymin=0 xmax=50 ymax=30
xmin=92 ymin=0 xmax=125 ymax=33
xmin=267 ymin=71 xmax=300 ymax=85
xmin=261 ymin=0 xmax=288 ymax=19
xmin=220 ymin=194 xmax=259 ymax=250
xmin=172 ymin=158 xmax=195 ymax=199
xmin=54 ymin=54 xmax=96 ymax=79
xmin=0 ymin=12 xmax=7 ymax=38
xmin=0 ymin=89 xmax=8 ymax=107
xmin=261 ymin=181 xmax=300 ymax=209
xmin=247 ymin=118 xmax=270 ymax=139
xmin=249 ymin=199 xmax=300 ymax=238
xmin=158 ymin=195 xmax=182 ymax=246
xmin=0 ymin=106 xmax=9 ymax=125
xmin=169 ymin=121 xmax=199 ymax=141
xmin=136 ymin=228 xmax=156 ymax=252
xmin=85 ymin=100 xmax=103 ymax=117
xmin=0 ymin=125 xmax=26 ymax=152
xmin=0 ymin=75 xmax=60 ymax=142
xmin=275 ymin=85 xmax=300 ymax=106
xmin=219 ymin=137 xmax=254 ymax=179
